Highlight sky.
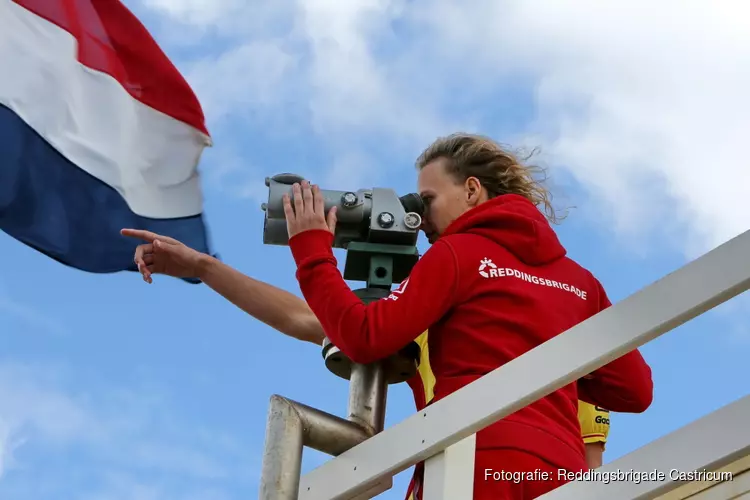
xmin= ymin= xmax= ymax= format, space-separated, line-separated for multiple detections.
xmin=1 ymin=0 xmax=750 ymax=498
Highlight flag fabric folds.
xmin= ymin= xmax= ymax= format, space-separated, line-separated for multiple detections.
xmin=0 ymin=0 xmax=213 ymax=276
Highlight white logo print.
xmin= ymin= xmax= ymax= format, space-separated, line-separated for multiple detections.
xmin=387 ymin=278 xmax=410 ymax=301
xmin=478 ymin=258 xmax=497 ymax=278
xmin=477 ymin=258 xmax=588 ymax=300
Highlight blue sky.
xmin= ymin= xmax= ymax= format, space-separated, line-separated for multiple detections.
xmin=2 ymin=1 xmax=750 ymax=499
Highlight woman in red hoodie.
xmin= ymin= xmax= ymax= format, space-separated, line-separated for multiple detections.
xmin=285 ymin=133 xmax=653 ymax=499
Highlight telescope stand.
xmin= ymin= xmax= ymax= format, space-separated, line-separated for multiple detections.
xmin=259 ymin=245 xmax=420 ymax=500
xmin=259 ymin=362 xmax=389 ymax=500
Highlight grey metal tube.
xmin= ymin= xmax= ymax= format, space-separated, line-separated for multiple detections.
xmin=259 ymin=395 xmax=371 ymax=500
xmin=347 ymin=362 xmax=388 ymax=436
xmin=259 ymin=395 xmax=304 ymax=500
xmin=302 ymin=400 xmax=371 ymax=456
xmin=259 ymin=357 xmax=389 ymax=498
xmin=260 ymin=395 xmax=304 ymax=500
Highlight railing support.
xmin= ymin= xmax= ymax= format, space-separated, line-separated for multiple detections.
xmin=423 ymin=433 xmax=476 ymax=500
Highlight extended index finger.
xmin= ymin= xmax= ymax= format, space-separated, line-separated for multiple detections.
xmin=121 ymin=228 xmax=158 ymax=242
xmin=121 ymin=228 xmax=180 ymax=245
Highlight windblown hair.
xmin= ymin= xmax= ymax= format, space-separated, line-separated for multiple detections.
xmin=415 ymin=133 xmax=563 ymax=223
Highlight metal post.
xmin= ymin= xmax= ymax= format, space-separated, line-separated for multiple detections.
xmin=259 ymin=360 xmax=392 ymax=500
xmin=348 ymin=361 xmax=388 ymax=435
xmin=260 ymin=248 xmax=414 ymax=499
xmin=259 ymin=395 xmax=372 ymax=500
xmin=259 ymin=396 xmax=304 ymax=500
xmin=346 ymin=362 xmax=393 ymax=500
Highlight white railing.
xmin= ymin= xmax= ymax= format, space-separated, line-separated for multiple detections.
xmin=541 ymin=394 xmax=750 ymax=499
xmin=296 ymin=228 xmax=750 ymax=500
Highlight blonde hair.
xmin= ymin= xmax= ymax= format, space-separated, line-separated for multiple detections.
xmin=415 ymin=133 xmax=563 ymax=224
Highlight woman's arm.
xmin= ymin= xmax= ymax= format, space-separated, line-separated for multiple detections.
xmin=578 ymin=350 xmax=653 ymax=413
xmin=197 ymin=255 xmax=325 ymax=345
xmin=288 ymin=230 xmax=459 ymax=364
xmin=578 ymin=280 xmax=654 ymax=413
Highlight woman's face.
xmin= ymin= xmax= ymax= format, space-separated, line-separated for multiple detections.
xmin=417 ymin=158 xmax=485 ymax=244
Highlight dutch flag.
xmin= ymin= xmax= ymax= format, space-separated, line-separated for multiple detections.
xmin=0 ymin=0 xmax=213 ymax=277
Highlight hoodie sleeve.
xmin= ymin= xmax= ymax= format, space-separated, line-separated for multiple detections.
xmin=289 ymin=229 xmax=459 ymax=364
xmin=577 ymin=280 xmax=654 ymax=413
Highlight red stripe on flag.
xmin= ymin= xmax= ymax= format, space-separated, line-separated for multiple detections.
xmin=13 ymin=0 xmax=209 ymax=136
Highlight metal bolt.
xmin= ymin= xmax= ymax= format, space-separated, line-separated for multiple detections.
xmin=341 ymin=192 xmax=358 ymax=208
xmin=404 ymin=212 xmax=422 ymax=230
xmin=377 ymin=212 xmax=395 ymax=228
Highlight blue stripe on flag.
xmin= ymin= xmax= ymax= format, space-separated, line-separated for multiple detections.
xmin=0 ymin=104 xmax=212 ymax=282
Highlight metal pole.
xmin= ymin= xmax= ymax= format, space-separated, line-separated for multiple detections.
xmin=348 ymin=361 xmax=388 ymax=436
xmin=259 ymin=395 xmax=371 ymax=500
xmin=260 ymin=396 xmax=304 ymax=500
xmin=259 ymin=361 xmax=390 ymax=500
xmin=261 ymin=282 xmax=395 ymax=499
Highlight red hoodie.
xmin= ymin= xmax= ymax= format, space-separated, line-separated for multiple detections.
xmin=289 ymin=194 xmax=653 ymax=473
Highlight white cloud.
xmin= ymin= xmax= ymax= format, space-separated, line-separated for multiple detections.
xmin=187 ymin=41 xmax=299 ymax=124
xmin=137 ymin=0 xmax=750 ymax=257
xmin=140 ymin=0 xmax=243 ymax=26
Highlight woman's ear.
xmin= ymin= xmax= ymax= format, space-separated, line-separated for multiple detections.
xmin=466 ymin=177 xmax=482 ymax=205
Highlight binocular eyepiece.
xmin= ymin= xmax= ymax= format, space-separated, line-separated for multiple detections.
xmin=261 ymin=173 xmax=424 ymax=249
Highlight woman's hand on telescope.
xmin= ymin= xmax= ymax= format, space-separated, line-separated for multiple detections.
xmin=283 ymin=181 xmax=337 ymax=239
xmin=120 ymin=229 xmax=207 ymax=283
